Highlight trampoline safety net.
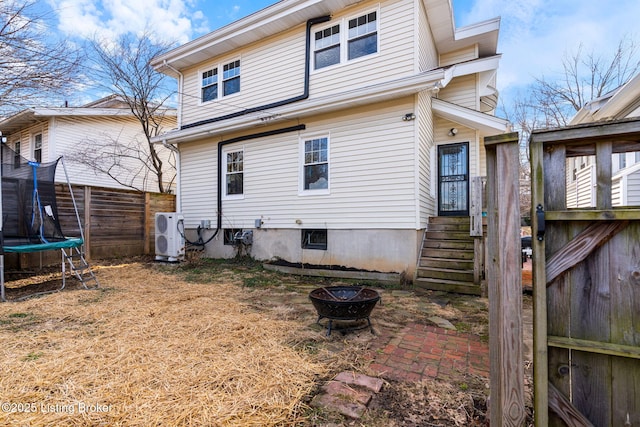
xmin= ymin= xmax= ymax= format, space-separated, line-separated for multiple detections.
xmin=1 ymin=143 xmax=67 ymax=249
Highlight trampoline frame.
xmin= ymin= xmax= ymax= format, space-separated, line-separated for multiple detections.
xmin=1 ymin=154 xmax=86 ymax=302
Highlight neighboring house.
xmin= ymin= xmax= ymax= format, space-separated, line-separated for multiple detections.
xmin=150 ymin=0 xmax=509 ymax=278
xmin=0 ymin=95 xmax=177 ymax=193
xmin=567 ymin=73 xmax=640 ymax=207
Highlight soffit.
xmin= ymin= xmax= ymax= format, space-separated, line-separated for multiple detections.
xmin=422 ymin=0 xmax=499 ymax=57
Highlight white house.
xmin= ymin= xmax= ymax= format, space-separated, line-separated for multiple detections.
xmin=0 ymin=95 xmax=177 ymax=193
xmin=567 ymin=73 xmax=640 ymax=207
xmin=150 ymin=0 xmax=509 ymax=279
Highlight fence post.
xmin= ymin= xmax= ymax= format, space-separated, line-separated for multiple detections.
xmin=144 ymin=193 xmax=151 ymax=255
xmin=485 ymin=132 xmax=525 ymax=426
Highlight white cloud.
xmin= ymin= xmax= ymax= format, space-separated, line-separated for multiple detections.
xmin=454 ymin=0 xmax=640 ymax=109
xmin=47 ymin=0 xmax=209 ymax=44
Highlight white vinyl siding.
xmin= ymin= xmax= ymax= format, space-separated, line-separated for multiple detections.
xmin=417 ymin=0 xmax=437 ymax=72
xmin=439 ymin=75 xmax=478 ymax=110
xmin=51 ymin=116 xmax=176 ymax=191
xmin=11 ymin=123 xmax=48 ymax=166
xmin=181 ymin=27 xmax=306 ymax=126
xmin=612 ymin=175 xmax=623 ymax=206
xmin=417 ymin=90 xmax=435 ymax=225
xmin=179 ymin=139 xmax=218 ymax=228
xmin=439 ymin=46 xmax=478 ymax=67
xmin=627 ymin=170 xmax=640 ymax=205
xmin=310 ymin=0 xmax=414 ymax=94
xmin=179 ymin=97 xmax=417 ymax=230
xmin=179 ymin=0 xmax=415 ymax=128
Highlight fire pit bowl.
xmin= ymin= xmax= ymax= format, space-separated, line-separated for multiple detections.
xmin=309 ymin=286 xmax=380 ymax=336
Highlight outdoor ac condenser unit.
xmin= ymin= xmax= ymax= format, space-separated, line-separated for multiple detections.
xmin=155 ymin=212 xmax=185 ymax=262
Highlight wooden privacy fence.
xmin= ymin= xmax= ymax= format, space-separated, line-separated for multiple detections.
xmin=8 ymin=185 xmax=175 ymax=269
xmin=485 ymin=132 xmax=526 ymax=426
xmin=530 ymin=118 xmax=640 ymax=426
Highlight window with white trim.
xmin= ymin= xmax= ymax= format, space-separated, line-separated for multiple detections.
xmin=348 ymin=11 xmax=378 ymax=60
xmin=14 ymin=141 xmax=21 ymax=168
xmin=311 ymin=10 xmax=379 ymax=71
xmin=33 ymin=133 xmax=42 ymax=163
xmin=202 ymin=68 xmax=218 ymax=102
xmin=314 ymin=25 xmax=340 ymax=70
xmin=223 ymin=60 xmax=241 ymax=96
xmin=302 ymin=137 xmax=329 ymax=191
xmin=224 ymin=149 xmax=244 ymax=197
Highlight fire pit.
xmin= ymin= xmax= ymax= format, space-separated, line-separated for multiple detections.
xmin=309 ymin=286 xmax=381 ymax=336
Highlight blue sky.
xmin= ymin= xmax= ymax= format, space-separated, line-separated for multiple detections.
xmin=42 ymin=0 xmax=640 ymax=112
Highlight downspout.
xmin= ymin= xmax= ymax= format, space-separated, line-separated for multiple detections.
xmin=162 ymin=140 xmax=181 ymax=213
xmin=181 ymin=15 xmax=331 ymax=130
xmin=206 ymin=124 xmax=306 ymax=244
xmin=162 ymin=60 xmax=183 ymax=129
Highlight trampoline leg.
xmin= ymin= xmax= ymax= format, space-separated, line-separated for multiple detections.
xmin=1 ymin=255 xmax=5 ymax=302
xmin=61 ymin=249 xmax=66 ymax=290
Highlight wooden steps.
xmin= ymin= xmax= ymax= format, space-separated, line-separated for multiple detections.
xmin=415 ymin=216 xmax=481 ymax=295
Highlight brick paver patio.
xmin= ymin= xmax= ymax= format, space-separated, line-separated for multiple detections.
xmin=368 ymin=322 xmax=490 ymax=382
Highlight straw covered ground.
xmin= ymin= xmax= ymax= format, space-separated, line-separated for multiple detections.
xmin=0 ymin=260 xmax=331 ymax=426
xmin=0 ymin=256 xmax=510 ymax=426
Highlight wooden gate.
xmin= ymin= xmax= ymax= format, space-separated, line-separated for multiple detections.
xmin=530 ymin=118 xmax=640 ymax=426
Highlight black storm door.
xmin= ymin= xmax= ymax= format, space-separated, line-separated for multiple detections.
xmin=438 ymin=142 xmax=469 ymax=216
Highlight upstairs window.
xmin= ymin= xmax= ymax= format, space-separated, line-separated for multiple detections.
xmin=33 ymin=133 xmax=42 ymax=163
xmin=224 ymin=149 xmax=244 ymax=197
xmin=202 ymin=68 xmax=218 ymax=102
xmin=314 ymin=25 xmax=340 ymax=70
xmin=302 ymin=137 xmax=329 ymax=191
xmin=348 ymin=11 xmax=377 ymax=60
xmin=223 ymin=60 xmax=241 ymax=96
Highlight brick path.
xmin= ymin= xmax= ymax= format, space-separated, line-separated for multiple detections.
xmin=368 ymin=322 xmax=490 ymax=383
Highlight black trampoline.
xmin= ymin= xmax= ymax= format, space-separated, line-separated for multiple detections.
xmin=1 ymin=143 xmax=96 ymax=301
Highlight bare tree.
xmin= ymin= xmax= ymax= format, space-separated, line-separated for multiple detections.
xmin=0 ymin=0 xmax=83 ymax=116
xmin=504 ymin=35 xmax=640 ymax=219
xmin=73 ymin=32 xmax=177 ymax=193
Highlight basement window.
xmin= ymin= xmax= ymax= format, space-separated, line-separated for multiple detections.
xmin=301 ymin=229 xmax=327 ymax=250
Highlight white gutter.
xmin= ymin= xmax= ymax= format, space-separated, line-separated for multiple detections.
xmin=162 ymin=140 xmax=181 ymax=213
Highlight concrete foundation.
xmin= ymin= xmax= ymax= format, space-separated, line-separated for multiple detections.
xmin=188 ymin=228 xmax=422 ymax=277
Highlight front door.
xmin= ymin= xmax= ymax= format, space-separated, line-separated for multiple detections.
xmin=438 ymin=142 xmax=469 ymax=216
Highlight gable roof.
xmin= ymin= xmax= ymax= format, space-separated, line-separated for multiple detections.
xmin=0 ymin=95 xmax=176 ymax=135
xmin=570 ymin=73 xmax=640 ymax=125
xmin=152 ymin=0 xmax=500 ymax=73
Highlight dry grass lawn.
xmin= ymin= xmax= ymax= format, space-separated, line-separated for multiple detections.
xmin=0 ymin=256 xmax=513 ymax=426
xmin=0 ymin=261 xmax=328 ymax=426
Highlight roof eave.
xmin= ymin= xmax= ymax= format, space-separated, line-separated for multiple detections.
xmin=432 ymin=98 xmax=509 ymax=135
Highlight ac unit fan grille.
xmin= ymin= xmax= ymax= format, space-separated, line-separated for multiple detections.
xmin=156 ymin=214 xmax=168 ymax=233
xmin=156 ymin=235 xmax=168 ymax=254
